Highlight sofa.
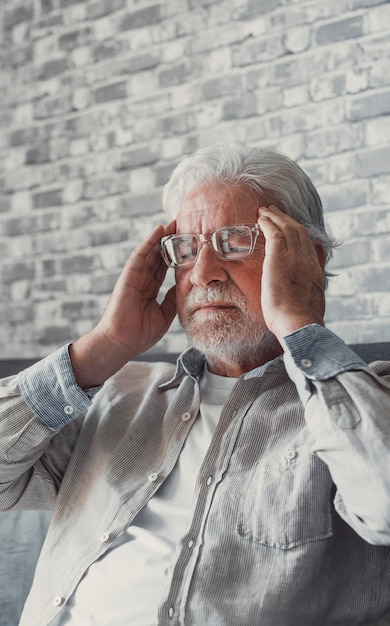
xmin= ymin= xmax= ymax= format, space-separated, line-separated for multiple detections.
xmin=1 ymin=342 xmax=389 ymax=625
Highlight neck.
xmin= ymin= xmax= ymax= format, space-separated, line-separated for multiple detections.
xmin=205 ymin=343 xmax=284 ymax=377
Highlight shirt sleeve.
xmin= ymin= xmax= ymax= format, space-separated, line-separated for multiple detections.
xmin=283 ymin=323 xmax=366 ymax=379
xmin=18 ymin=344 xmax=96 ymax=431
xmin=283 ymin=324 xmax=390 ymax=545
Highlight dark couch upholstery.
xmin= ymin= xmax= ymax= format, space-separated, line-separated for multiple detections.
xmin=1 ymin=343 xmax=389 ymax=625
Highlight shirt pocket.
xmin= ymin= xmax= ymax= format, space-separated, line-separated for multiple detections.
xmin=237 ymin=447 xmax=334 ymax=549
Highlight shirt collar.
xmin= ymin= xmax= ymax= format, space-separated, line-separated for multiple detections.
xmin=159 ymin=347 xmax=206 ymax=389
xmin=159 ymin=348 xmax=284 ymax=389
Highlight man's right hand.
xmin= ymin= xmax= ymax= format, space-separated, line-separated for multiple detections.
xmin=69 ymin=222 xmax=177 ymax=389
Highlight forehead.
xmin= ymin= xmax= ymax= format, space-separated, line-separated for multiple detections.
xmin=176 ymin=181 xmax=261 ymax=233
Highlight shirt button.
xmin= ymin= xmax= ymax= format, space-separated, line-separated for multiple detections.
xmin=206 ymin=476 xmax=213 ymax=487
xmin=285 ymin=450 xmax=297 ymax=461
xmin=100 ymin=532 xmax=110 ymax=542
xmin=148 ymin=472 xmax=158 ymax=482
xmin=168 ymin=606 xmax=174 ymax=618
xmin=181 ymin=411 xmax=192 ymax=421
xmin=300 ymin=358 xmax=312 ymax=368
xmin=53 ymin=596 xmax=65 ymax=607
xmin=64 ymin=405 xmax=74 ymax=415
xmin=188 ymin=539 xmax=194 ymax=548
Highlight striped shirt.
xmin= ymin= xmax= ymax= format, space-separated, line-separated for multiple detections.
xmin=1 ymin=325 xmax=390 ymax=625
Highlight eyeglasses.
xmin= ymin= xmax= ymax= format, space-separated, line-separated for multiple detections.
xmin=160 ymin=223 xmax=261 ymax=268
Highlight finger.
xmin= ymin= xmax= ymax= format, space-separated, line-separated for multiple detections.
xmin=163 ymin=219 xmax=176 ymax=237
xmin=258 ymin=205 xmax=308 ymax=250
xmin=257 ymin=207 xmax=288 ymax=255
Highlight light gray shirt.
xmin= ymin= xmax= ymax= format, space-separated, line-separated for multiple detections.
xmin=1 ymin=325 xmax=390 ymax=625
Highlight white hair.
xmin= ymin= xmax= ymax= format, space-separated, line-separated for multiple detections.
xmin=162 ymin=142 xmax=337 ymax=283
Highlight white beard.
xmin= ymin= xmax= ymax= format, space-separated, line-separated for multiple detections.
xmin=179 ymin=285 xmax=279 ymax=366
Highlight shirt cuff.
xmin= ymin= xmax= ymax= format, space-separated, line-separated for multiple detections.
xmin=18 ymin=345 xmax=94 ymax=430
xmin=283 ymin=324 xmax=367 ymax=381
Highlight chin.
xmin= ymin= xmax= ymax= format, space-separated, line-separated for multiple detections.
xmin=186 ymin=324 xmax=279 ymax=366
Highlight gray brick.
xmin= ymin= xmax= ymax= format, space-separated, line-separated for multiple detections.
xmin=356 ymin=147 xmax=390 ymax=177
xmin=119 ymin=5 xmax=161 ymax=31
xmin=326 ymin=294 xmax=375 ymax=321
xmin=40 ymin=259 xmax=56 ymax=277
xmin=118 ymin=51 xmax=160 ymax=75
xmin=246 ymin=67 xmax=269 ymax=92
xmin=41 ymin=0 xmax=54 ymax=12
xmin=93 ymin=40 xmax=124 ymax=62
xmin=37 ymin=325 xmax=74 ymax=345
xmin=202 ymin=75 xmax=242 ymax=100
xmin=34 ymin=95 xmax=73 ymax=119
xmin=234 ymin=36 xmax=285 ymax=67
xmin=5 ymin=213 xmax=60 ymax=236
xmin=1 ymin=262 xmax=35 ymax=284
xmin=154 ymin=163 xmax=177 ymax=187
xmin=357 ymin=265 xmax=390 ymax=292
xmin=234 ymin=0 xmax=281 ymax=18
xmin=347 ymin=90 xmax=390 ymax=121
xmin=4 ymin=5 xmax=33 ymax=30
xmin=315 ymin=16 xmax=364 ymax=45
xmin=25 ymin=145 xmax=51 ymax=165
xmin=4 ymin=304 xmax=35 ymax=324
xmin=89 ymin=226 xmax=129 ymax=246
xmin=223 ymin=94 xmax=257 ymax=120
xmin=90 ymin=272 xmax=118 ymax=294
xmin=0 ymin=196 xmax=10 ymax=213
xmin=321 ymin=182 xmax=368 ymax=212
xmin=83 ymin=176 xmax=128 ymax=199
xmin=331 ymin=240 xmax=372 ymax=269
xmin=36 ymin=12 xmax=64 ymax=28
xmin=117 ymin=146 xmax=159 ymax=170
xmin=121 ymin=191 xmax=161 ymax=217
xmin=33 ymin=189 xmax=63 ymax=209
xmin=59 ymin=27 xmax=92 ymax=50
xmin=38 ymin=57 xmax=68 ymax=80
xmin=62 ymin=299 xmax=100 ymax=320
xmin=350 ymin=0 xmax=385 ymax=7
xmin=188 ymin=0 xmax=220 ymax=7
xmin=9 ymin=127 xmax=37 ymax=147
xmin=159 ymin=62 xmax=192 ymax=88
xmin=61 ymin=254 xmax=97 ymax=274
xmin=34 ymin=278 xmax=67 ymax=293
xmin=158 ymin=112 xmax=196 ymax=135
xmin=94 ymin=81 xmax=128 ymax=104
xmin=87 ymin=0 xmax=126 ymax=19
xmin=59 ymin=0 xmax=85 ymax=8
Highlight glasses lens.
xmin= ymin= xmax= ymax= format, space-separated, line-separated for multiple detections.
xmin=163 ymin=235 xmax=198 ymax=267
xmin=213 ymin=225 xmax=253 ymax=259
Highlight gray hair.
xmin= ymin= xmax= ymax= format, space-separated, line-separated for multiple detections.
xmin=162 ymin=142 xmax=337 ymax=282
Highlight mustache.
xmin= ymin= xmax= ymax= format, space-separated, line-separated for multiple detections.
xmin=184 ymin=285 xmax=246 ymax=309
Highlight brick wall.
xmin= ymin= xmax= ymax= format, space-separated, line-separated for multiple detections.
xmin=0 ymin=0 xmax=389 ymax=358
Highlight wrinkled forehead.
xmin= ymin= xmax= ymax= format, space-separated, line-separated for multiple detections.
xmin=176 ymin=181 xmax=262 ymax=234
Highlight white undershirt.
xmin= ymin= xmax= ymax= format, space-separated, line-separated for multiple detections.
xmin=52 ymin=367 xmax=237 ymax=626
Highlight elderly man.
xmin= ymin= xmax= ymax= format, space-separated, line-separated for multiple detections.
xmin=1 ymin=143 xmax=390 ymax=626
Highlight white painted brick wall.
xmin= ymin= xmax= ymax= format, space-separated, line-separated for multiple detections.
xmin=0 ymin=0 xmax=389 ymax=357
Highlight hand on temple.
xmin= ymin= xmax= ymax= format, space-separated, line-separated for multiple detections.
xmin=69 ymin=221 xmax=177 ymax=389
xmin=257 ymin=205 xmax=326 ymax=345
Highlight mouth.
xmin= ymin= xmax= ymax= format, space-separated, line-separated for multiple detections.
xmin=192 ymin=302 xmax=238 ymax=313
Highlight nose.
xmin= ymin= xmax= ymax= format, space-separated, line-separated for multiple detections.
xmin=189 ymin=240 xmax=229 ymax=287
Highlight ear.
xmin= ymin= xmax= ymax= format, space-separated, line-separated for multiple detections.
xmin=314 ymin=241 xmax=327 ymax=271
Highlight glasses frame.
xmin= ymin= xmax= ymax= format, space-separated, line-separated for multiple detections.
xmin=160 ymin=223 xmax=260 ymax=268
